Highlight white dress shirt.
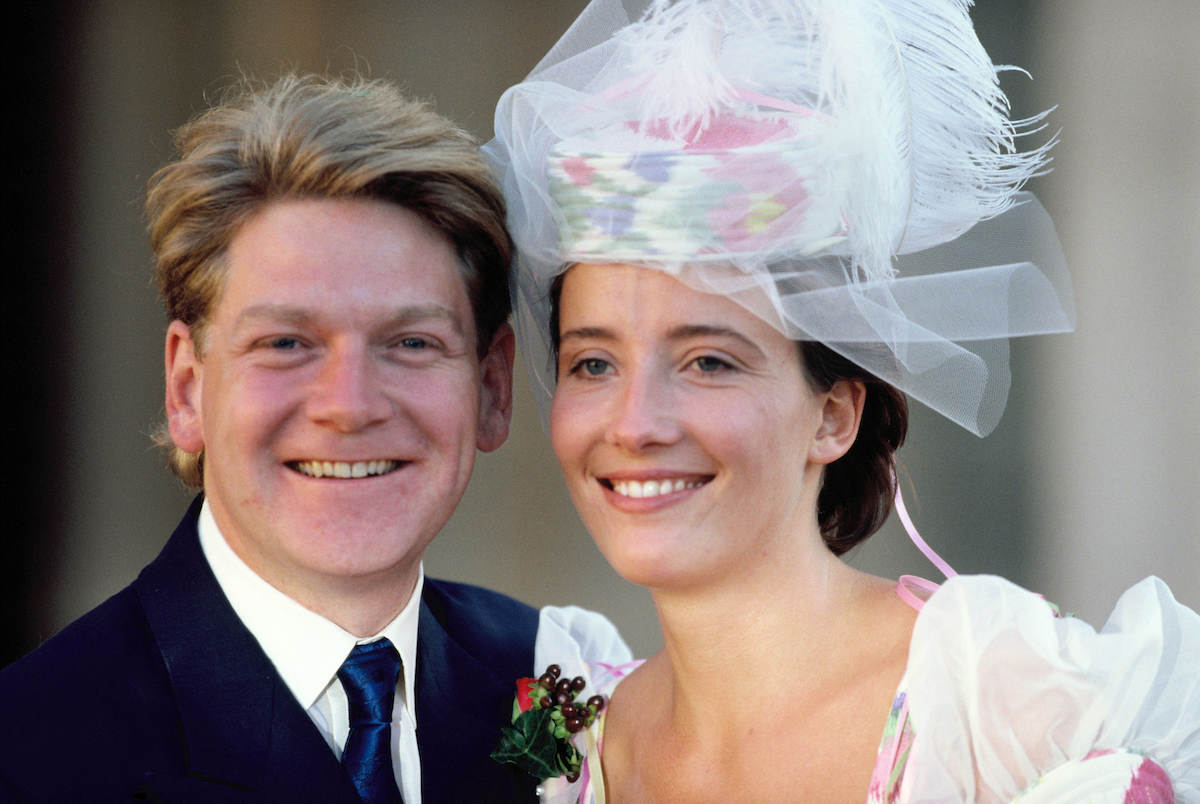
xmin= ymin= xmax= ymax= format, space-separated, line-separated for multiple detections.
xmin=197 ymin=501 xmax=424 ymax=803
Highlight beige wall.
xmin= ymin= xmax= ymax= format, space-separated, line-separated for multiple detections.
xmin=38 ymin=1 xmax=1198 ymax=660
xmin=1028 ymin=1 xmax=1200 ymax=621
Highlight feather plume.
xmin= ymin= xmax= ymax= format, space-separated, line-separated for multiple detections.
xmin=604 ymin=0 xmax=1052 ymax=281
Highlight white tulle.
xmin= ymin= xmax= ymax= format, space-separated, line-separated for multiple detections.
xmin=485 ymin=0 xmax=1073 ymax=437
xmin=901 ymin=575 xmax=1200 ymax=802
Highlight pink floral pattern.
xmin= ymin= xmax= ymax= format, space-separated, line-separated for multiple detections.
xmin=546 ymin=126 xmax=842 ymax=262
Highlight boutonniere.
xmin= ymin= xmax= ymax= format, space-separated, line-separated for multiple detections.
xmin=491 ymin=664 xmax=606 ymax=783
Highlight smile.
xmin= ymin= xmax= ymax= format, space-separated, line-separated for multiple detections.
xmin=603 ymin=477 xmax=711 ymax=499
xmin=289 ymin=460 xmax=404 ymax=479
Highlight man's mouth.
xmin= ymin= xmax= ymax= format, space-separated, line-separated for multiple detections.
xmin=288 ymin=460 xmax=405 ymax=479
xmin=600 ymin=476 xmax=712 ymax=499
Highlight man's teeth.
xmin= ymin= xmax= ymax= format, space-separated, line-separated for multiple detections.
xmin=294 ymin=460 xmax=399 ymax=479
xmin=611 ymin=478 xmax=704 ymax=499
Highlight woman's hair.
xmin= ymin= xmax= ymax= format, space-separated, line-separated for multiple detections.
xmin=799 ymin=341 xmax=907 ymax=555
xmin=145 ymin=73 xmax=513 ymax=487
xmin=548 ymin=273 xmax=907 ymax=555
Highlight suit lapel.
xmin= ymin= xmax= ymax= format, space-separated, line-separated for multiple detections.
xmin=415 ymin=591 xmax=537 ymax=802
xmin=134 ymin=498 xmax=360 ymax=802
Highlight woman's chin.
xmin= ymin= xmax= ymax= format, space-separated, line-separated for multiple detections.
xmin=591 ymin=531 xmax=721 ymax=591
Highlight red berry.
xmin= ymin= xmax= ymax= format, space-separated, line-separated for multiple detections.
xmin=587 ymin=695 xmax=605 ymax=710
xmin=571 ymin=676 xmax=586 ymax=692
xmin=547 ymin=664 xmax=562 ymax=678
xmin=565 ymin=717 xmax=585 ymax=733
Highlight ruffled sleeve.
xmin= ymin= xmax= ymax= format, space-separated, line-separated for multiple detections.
xmin=534 ymin=605 xmax=633 ymax=681
xmin=532 ymin=606 xmax=640 ymax=804
xmin=900 ymin=575 xmax=1200 ymax=802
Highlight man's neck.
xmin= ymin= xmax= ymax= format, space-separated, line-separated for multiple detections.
xmin=197 ymin=499 xmax=423 ymax=636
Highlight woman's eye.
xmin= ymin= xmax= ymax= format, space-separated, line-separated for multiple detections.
xmin=692 ymin=355 xmax=730 ymax=372
xmin=571 ymin=357 xmax=612 ymax=376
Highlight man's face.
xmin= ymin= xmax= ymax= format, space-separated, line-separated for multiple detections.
xmin=165 ymin=198 xmax=513 ymax=606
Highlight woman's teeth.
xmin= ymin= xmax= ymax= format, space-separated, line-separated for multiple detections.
xmin=611 ymin=478 xmax=705 ymax=498
xmin=293 ymin=460 xmax=399 ymax=479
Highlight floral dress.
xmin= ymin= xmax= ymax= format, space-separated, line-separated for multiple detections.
xmin=537 ymin=576 xmax=1200 ymax=803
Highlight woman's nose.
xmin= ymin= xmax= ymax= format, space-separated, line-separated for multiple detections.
xmin=604 ymin=370 xmax=682 ymax=452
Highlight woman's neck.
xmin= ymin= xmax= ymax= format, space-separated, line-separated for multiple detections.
xmin=647 ymin=543 xmax=899 ymax=739
xmin=600 ymin=531 xmax=917 ymax=801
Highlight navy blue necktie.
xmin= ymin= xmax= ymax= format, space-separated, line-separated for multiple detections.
xmin=337 ymin=639 xmax=404 ymax=804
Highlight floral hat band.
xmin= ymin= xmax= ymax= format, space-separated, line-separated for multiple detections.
xmin=547 ymin=111 xmax=851 ymax=266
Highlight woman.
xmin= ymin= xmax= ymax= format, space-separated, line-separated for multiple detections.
xmin=487 ymin=0 xmax=1200 ymax=799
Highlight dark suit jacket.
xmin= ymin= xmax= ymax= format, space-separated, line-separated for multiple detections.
xmin=0 ymin=497 xmax=539 ymax=803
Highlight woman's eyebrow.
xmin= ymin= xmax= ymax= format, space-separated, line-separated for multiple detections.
xmin=560 ymin=323 xmax=766 ymax=357
xmin=558 ymin=325 xmax=615 ymax=343
xmin=667 ymin=324 xmax=765 ymax=358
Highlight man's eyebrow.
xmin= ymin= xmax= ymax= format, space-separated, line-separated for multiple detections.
xmin=380 ymin=304 xmax=466 ymax=336
xmin=233 ymin=303 xmax=465 ymax=335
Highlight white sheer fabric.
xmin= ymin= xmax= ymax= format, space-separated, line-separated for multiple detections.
xmin=485 ymin=0 xmax=1075 ymax=436
xmin=534 ymin=605 xmax=634 ymax=685
xmin=902 ymin=575 xmax=1200 ymax=802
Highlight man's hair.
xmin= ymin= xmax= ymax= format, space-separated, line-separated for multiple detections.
xmin=146 ymin=73 xmax=513 ymax=487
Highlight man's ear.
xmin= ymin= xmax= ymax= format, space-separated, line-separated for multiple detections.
xmin=809 ymin=379 xmax=866 ymax=466
xmin=164 ymin=320 xmax=205 ymax=454
xmin=477 ymin=322 xmax=516 ymax=453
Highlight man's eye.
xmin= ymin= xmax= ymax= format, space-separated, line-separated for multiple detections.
xmin=399 ymin=337 xmax=428 ymax=349
xmin=268 ymin=336 xmax=301 ymax=350
xmin=692 ymin=355 xmax=730 ymax=372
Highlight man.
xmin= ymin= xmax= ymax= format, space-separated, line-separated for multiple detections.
xmin=0 ymin=75 xmax=627 ymax=803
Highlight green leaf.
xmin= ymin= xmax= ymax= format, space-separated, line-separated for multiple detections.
xmin=555 ymin=740 xmax=583 ymax=777
xmin=490 ymin=709 xmax=563 ymax=780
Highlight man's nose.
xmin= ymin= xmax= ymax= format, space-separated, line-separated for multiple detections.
xmin=306 ymin=343 xmax=391 ymax=432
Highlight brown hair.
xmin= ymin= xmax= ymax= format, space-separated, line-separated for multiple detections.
xmin=146 ymin=73 xmax=513 ymax=487
xmin=799 ymin=341 xmax=907 ymax=555
xmin=547 ymin=273 xmax=907 ymax=555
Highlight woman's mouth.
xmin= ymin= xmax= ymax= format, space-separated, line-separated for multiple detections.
xmin=600 ymin=476 xmax=712 ymax=499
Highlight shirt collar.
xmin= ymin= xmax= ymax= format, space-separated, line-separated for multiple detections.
xmin=197 ymin=499 xmax=422 ymax=721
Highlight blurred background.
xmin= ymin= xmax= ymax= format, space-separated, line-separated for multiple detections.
xmin=8 ymin=0 xmax=1198 ymax=665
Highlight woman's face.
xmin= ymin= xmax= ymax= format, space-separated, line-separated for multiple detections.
xmin=550 ymin=263 xmax=841 ymax=590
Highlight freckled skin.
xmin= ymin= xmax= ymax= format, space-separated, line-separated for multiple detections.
xmin=549 ymin=263 xmax=831 ymax=591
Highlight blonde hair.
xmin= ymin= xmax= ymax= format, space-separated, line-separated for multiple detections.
xmin=146 ymin=73 xmax=513 ymax=487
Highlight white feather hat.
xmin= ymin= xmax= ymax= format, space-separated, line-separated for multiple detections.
xmin=486 ymin=0 xmax=1074 ymax=435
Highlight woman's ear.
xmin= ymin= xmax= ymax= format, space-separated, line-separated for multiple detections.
xmin=810 ymin=379 xmax=866 ymax=465
xmin=164 ymin=320 xmax=205 ymax=454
